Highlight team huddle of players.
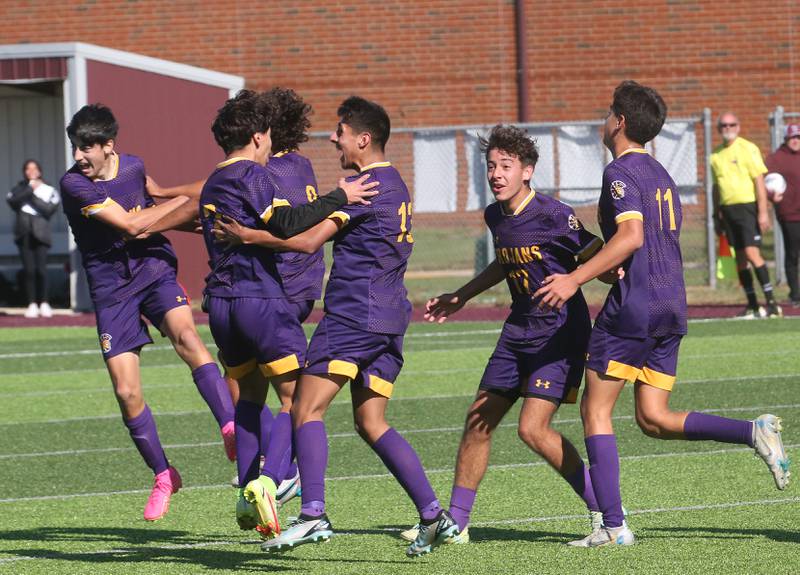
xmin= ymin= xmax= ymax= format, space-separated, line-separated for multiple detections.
xmin=59 ymin=81 xmax=790 ymax=556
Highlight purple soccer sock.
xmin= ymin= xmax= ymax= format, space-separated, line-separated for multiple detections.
xmin=192 ymin=363 xmax=235 ymax=428
xmin=124 ymin=404 xmax=169 ymax=475
xmin=684 ymin=412 xmax=754 ymax=447
xmin=295 ymin=420 xmax=328 ymax=517
xmin=371 ymin=428 xmax=441 ymax=522
xmin=585 ymin=434 xmax=624 ymax=528
xmin=235 ymin=400 xmax=262 ymax=486
xmin=564 ymin=460 xmax=600 ymax=512
xmin=261 ymin=412 xmax=293 ymax=485
xmin=276 ymin=443 xmax=298 ymax=483
xmin=449 ymin=485 xmax=476 ymax=531
xmin=259 ymin=406 xmax=275 ymax=460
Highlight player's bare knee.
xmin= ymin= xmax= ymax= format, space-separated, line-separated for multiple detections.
xmin=635 ymin=409 xmax=666 ymax=438
xmin=517 ymin=422 xmax=547 ymax=451
xmin=113 ymin=382 xmax=141 ymax=407
xmin=353 ymin=414 xmax=385 ymax=444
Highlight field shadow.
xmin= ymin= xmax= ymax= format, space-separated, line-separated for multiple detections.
xmin=646 ymin=526 xmax=800 ymax=544
xmin=0 ymin=527 xmax=293 ymax=571
xmin=374 ymin=524 xmax=575 ymax=545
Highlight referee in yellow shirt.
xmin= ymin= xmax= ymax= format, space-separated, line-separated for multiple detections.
xmin=711 ymin=111 xmax=782 ymax=318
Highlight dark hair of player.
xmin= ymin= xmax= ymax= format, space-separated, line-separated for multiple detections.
xmin=611 ymin=80 xmax=667 ymax=145
xmin=211 ymin=89 xmax=273 ymax=155
xmin=66 ymin=104 xmax=119 ymax=147
xmin=265 ymin=87 xmax=312 ymax=154
xmin=478 ymin=124 xmax=539 ymax=167
xmin=337 ymin=96 xmax=391 ymax=151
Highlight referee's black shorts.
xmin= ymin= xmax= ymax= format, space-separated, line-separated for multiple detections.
xmin=721 ymin=202 xmax=761 ymax=250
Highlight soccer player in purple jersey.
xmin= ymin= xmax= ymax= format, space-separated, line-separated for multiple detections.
xmin=59 ymin=104 xmax=237 ymax=522
xmin=411 ymin=124 xmax=607 ymax=544
xmin=535 ymin=81 xmax=790 ymax=547
xmin=216 ymin=96 xmax=458 ymax=557
xmin=198 ymin=90 xmax=377 ymax=537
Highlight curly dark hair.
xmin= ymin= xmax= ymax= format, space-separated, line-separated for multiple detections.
xmin=67 ymin=104 xmax=118 ymax=147
xmin=610 ymin=80 xmax=667 ymax=145
xmin=264 ymin=87 xmax=312 ymax=154
xmin=337 ymin=96 xmax=391 ymax=151
xmin=211 ymin=89 xmax=273 ymax=155
xmin=478 ymin=124 xmax=539 ymax=167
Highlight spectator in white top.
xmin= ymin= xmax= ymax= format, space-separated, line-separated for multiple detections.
xmin=6 ymin=159 xmax=60 ymax=318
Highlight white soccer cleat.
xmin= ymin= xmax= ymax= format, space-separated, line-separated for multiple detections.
xmin=753 ymin=414 xmax=790 ymax=490
xmin=261 ymin=514 xmax=333 ymax=552
xmin=39 ymin=302 xmax=53 ymax=318
xmin=276 ymin=469 xmax=301 ymax=508
xmin=400 ymin=523 xmax=469 ymax=544
xmin=568 ymin=522 xmax=635 ymax=547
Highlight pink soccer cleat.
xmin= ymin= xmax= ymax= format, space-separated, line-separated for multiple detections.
xmin=221 ymin=421 xmax=236 ymax=462
xmin=144 ymin=466 xmax=182 ymax=521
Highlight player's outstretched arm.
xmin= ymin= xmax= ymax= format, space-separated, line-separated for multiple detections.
xmin=534 ymin=218 xmax=643 ymax=310
xmin=146 ymin=176 xmax=205 ymax=199
xmin=92 ymin=195 xmax=190 ymax=237
xmin=214 ymin=214 xmax=339 ymax=253
xmin=424 ymin=260 xmax=505 ymax=323
xmin=138 ymin=196 xmax=201 ymax=236
xmin=265 ymin=175 xmax=378 ymax=239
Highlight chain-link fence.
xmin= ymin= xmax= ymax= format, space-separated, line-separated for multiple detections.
xmin=303 ymin=115 xmax=714 ymax=304
xmin=769 ymin=106 xmax=800 ymax=285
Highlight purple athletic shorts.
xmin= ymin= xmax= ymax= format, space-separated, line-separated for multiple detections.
xmin=207 ymin=296 xmax=307 ymax=379
xmin=95 ymin=275 xmax=188 ymax=360
xmin=479 ymin=318 xmax=587 ymax=404
xmin=304 ymin=314 xmax=403 ymax=398
xmin=585 ymin=324 xmax=683 ymax=391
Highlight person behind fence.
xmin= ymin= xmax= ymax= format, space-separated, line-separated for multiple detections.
xmin=765 ymin=123 xmax=800 ymax=307
xmin=6 ymin=159 xmax=60 ymax=318
xmin=710 ymin=112 xmax=781 ymax=318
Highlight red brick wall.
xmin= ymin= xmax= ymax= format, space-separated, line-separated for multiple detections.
xmin=2 ymin=0 xmax=797 ymax=148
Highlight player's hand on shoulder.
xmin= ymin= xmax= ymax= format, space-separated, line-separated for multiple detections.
xmin=424 ymin=293 xmax=463 ymax=323
xmin=145 ymin=176 xmax=165 ymax=198
xmin=533 ymin=273 xmax=578 ymax=311
xmin=339 ymin=174 xmax=380 ymax=205
xmin=213 ymin=214 xmax=253 ymax=246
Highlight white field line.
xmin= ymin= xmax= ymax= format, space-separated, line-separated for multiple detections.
xmin=3 ymin=317 xmax=798 ymax=361
xmin=2 ymin=366 xmax=798 ymax=402
xmin=0 ymin=495 xmax=797 ymax=567
xmin=1 ymin=392 xmax=799 ymax=460
xmin=1 ymin=372 xmax=799 ymax=427
xmin=0 ymin=442 xmax=797 ymax=506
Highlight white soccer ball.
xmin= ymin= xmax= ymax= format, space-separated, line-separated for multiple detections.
xmin=765 ymin=172 xmax=786 ymax=202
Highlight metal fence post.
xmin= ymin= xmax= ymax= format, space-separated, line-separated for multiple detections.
xmin=704 ymin=108 xmax=716 ymax=288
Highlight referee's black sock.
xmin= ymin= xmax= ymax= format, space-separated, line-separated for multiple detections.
xmin=754 ymin=264 xmax=775 ymax=303
xmin=738 ymin=268 xmax=759 ymax=308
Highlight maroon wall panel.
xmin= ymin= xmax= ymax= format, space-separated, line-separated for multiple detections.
xmin=0 ymin=57 xmax=66 ymax=80
xmin=87 ymin=60 xmax=229 ymax=301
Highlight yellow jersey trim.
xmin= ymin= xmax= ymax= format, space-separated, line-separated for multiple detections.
xmin=360 ymin=161 xmax=392 ymax=172
xmin=328 ymin=360 xmax=359 ymax=380
xmin=328 ymin=211 xmax=351 ymax=227
xmin=225 ymin=358 xmax=258 ymax=380
xmin=511 ymin=188 xmax=537 ymax=216
xmin=216 ymin=156 xmax=249 ymax=169
xmin=272 ymin=198 xmax=291 ymax=208
xmin=618 ymin=148 xmax=649 ymax=158
xmin=81 ymin=197 xmax=118 ymax=217
xmin=260 ymin=206 xmax=273 ymax=224
xmin=260 ymin=354 xmax=301 ymax=378
xmin=606 ymin=360 xmax=641 ymax=382
xmin=638 ymin=366 xmax=676 ymax=391
xmin=368 ymin=374 xmax=394 ymax=398
xmin=202 ymin=203 xmax=217 ymax=218
xmin=615 ymin=211 xmax=644 ymax=224
xmin=273 ymin=150 xmax=290 ymax=158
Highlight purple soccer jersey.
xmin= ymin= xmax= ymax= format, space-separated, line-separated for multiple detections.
xmin=199 ymin=158 xmax=285 ymax=299
xmin=267 ymin=151 xmax=325 ymax=302
xmin=323 ymin=162 xmax=413 ymax=335
xmin=594 ymin=149 xmax=688 ymax=338
xmin=484 ymin=189 xmax=602 ymax=326
xmin=60 ymin=153 xmax=178 ymax=307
